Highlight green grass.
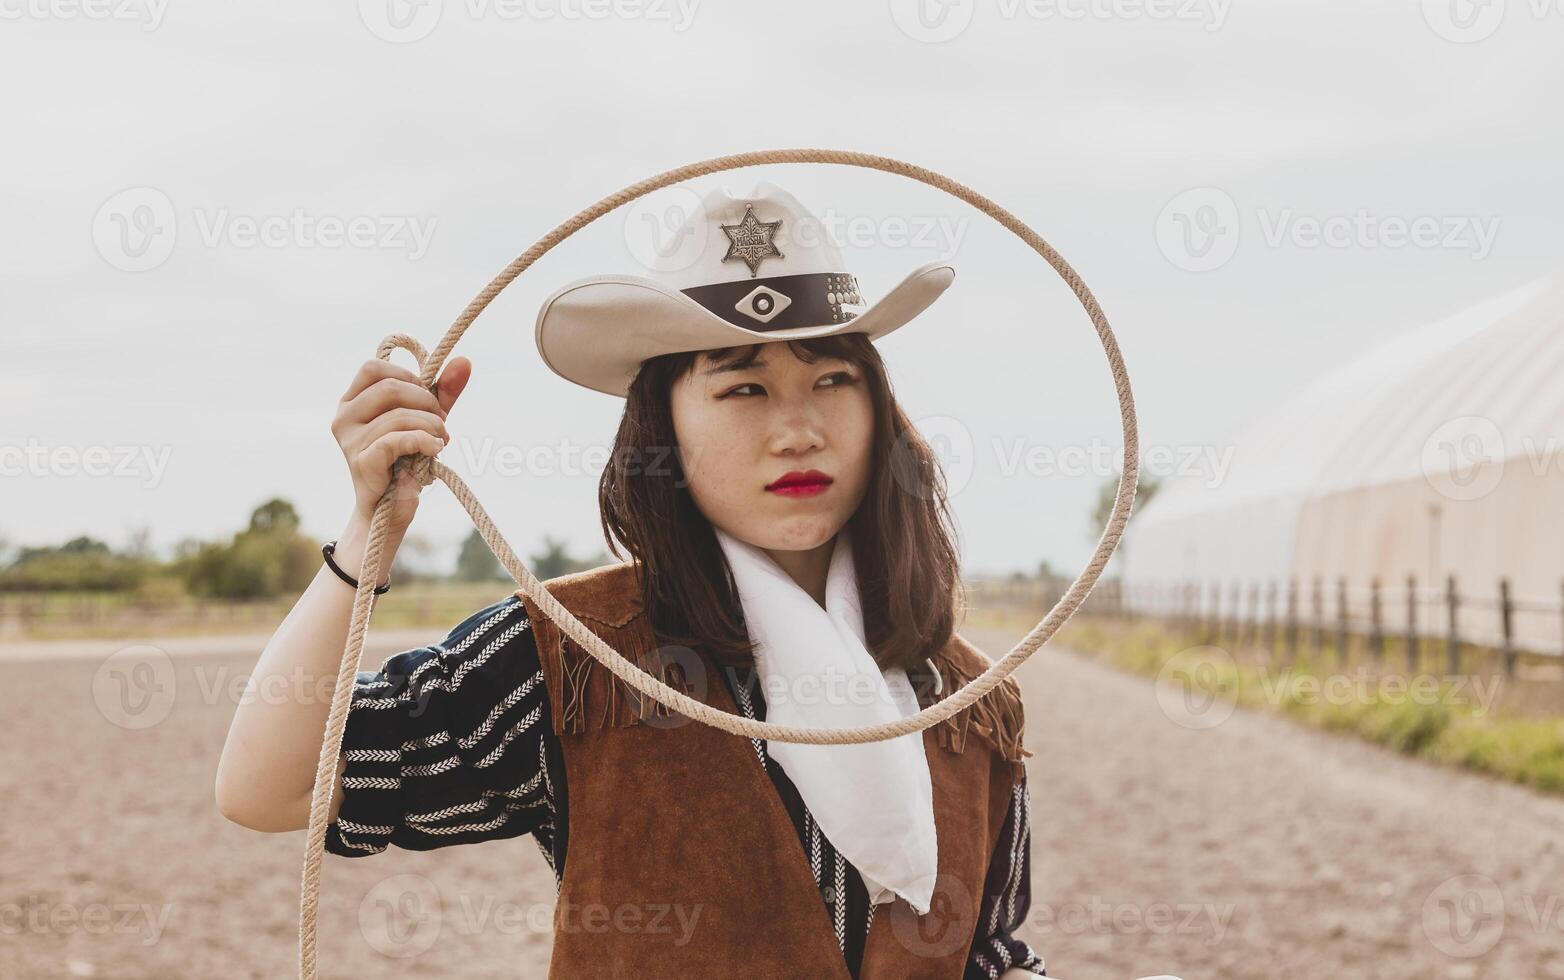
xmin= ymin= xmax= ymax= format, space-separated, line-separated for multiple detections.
xmin=1054 ymin=616 xmax=1564 ymax=797
xmin=0 ymin=581 xmax=522 ymax=641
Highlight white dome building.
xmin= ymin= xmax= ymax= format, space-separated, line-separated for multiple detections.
xmin=1119 ymin=273 xmax=1564 ymax=655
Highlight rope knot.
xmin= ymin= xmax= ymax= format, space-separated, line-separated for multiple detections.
xmin=408 ymin=455 xmax=437 ymax=487
xmin=374 ymin=332 xmax=443 ymax=491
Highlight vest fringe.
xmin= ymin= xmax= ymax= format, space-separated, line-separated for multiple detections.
xmin=556 ymin=612 xmax=697 ymax=737
xmin=517 ymin=585 xmax=696 ymax=736
xmin=556 ymin=625 xmax=696 ymax=734
xmin=926 ymin=651 xmax=1034 ymax=779
xmin=518 ymin=566 xmax=1031 ymax=778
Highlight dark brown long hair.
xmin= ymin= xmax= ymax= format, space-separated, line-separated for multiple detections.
xmin=598 ymin=333 xmax=961 ymax=673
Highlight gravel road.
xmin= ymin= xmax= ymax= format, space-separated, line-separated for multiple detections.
xmin=2 ymin=623 xmax=1560 ymax=978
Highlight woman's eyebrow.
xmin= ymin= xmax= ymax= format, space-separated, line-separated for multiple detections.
xmin=702 ymin=357 xmax=850 ymax=378
xmin=702 ymin=359 xmax=768 ymax=377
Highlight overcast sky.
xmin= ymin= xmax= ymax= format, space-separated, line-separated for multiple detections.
xmin=4 ymin=0 xmax=1561 ymax=579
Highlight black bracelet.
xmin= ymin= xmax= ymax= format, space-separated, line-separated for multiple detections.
xmin=322 ymin=540 xmax=391 ymax=595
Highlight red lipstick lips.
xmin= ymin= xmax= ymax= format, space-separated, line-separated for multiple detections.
xmin=765 ymin=469 xmax=834 ymax=497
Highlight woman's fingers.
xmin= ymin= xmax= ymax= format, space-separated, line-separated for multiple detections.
xmin=357 ymin=430 xmax=445 ymax=492
xmin=339 ymin=357 xmax=422 ymax=404
xmin=337 ymin=357 xmax=467 ymax=428
xmin=335 ymin=357 xmax=454 ymax=529
xmin=350 ymin=407 xmax=451 ymax=452
xmin=434 ymin=356 xmax=472 ymax=416
xmin=338 ymin=376 xmax=447 ymax=428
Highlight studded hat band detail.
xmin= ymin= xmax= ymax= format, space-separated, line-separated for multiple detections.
xmin=679 ymin=271 xmax=864 ymax=332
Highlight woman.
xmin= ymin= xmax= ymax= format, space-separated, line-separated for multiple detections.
xmin=216 ymin=182 xmax=1046 ymax=979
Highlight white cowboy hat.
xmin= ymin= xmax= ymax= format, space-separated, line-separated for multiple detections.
xmin=534 ymin=179 xmax=957 ymax=397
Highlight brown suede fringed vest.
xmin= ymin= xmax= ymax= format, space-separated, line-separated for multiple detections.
xmin=514 ymin=560 xmax=1032 ymax=979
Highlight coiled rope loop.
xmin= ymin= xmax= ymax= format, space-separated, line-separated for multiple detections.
xmin=298 ymin=148 xmax=1139 ymax=978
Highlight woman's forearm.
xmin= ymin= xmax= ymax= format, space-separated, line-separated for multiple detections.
xmin=213 ymin=513 xmax=402 ymax=831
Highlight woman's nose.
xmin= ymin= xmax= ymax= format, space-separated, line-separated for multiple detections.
xmin=768 ymin=405 xmax=826 ymax=455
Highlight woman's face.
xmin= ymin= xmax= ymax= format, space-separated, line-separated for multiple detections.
xmin=670 ymin=342 xmax=874 ymax=554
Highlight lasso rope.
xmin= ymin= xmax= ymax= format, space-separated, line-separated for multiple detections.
xmin=298 ymin=148 xmax=1139 ymax=977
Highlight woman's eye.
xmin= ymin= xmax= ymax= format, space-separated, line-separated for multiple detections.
xmin=720 ymin=373 xmax=855 ymax=398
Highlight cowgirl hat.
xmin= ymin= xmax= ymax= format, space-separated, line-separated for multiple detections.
xmin=535 ymin=180 xmax=957 ymax=396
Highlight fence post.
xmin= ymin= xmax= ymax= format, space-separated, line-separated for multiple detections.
xmin=1234 ymin=581 xmax=1245 ymax=648
xmin=1335 ymin=576 xmax=1349 ymax=665
xmin=1406 ymin=574 xmax=1418 ymax=672
xmin=1220 ymin=580 xmax=1231 ymax=646
xmin=1216 ymin=581 xmax=1226 ymax=645
xmin=1311 ymin=575 xmax=1324 ymax=661
xmin=1198 ymin=581 xmax=1208 ymax=640
xmin=1500 ymin=577 xmax=1515 ymax=677
xmin=1213 ymin=581 xmax=1226 ymax=653
xmin=1199 ymin=581 xmax=1208 ymax=641
xmin=1285 ymin=577 xmax=1299 ymax=663
xmin=1370 ymin=577 xmax=1384 ymax=663
xmin=1235 ymin=581 xmax=1246 ymax=648
xmin=1266 ymin=580 xmax=1279 ymax=658
xmin=1445 ymin=574 xmax=1461 ymax=675
xmin=1251 ymin=581 xmax=1263 ymax=653
xmin=1228 ymin=581 xmax=1238 ymax=648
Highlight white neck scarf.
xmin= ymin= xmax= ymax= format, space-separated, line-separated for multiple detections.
xmin=712 ymin=525 xmax=938 ymax=914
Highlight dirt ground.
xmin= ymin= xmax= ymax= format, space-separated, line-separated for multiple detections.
xmin=4 ymin=621 xmax=1563 ymax=979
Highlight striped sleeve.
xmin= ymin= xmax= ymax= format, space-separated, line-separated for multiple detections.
xmin=965 ymin=767 xmax=1046 ymax=979
xmin=324 ymin=594 xmax=554 ymax=858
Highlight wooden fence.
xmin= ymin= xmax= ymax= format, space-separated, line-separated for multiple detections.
xmin=965 ymin=574 xmax=1564 ymax=676
xmin=13 ymin=575 xmax=1560 ymax=675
